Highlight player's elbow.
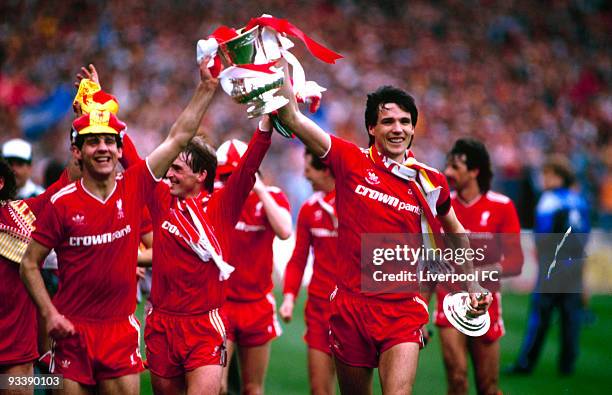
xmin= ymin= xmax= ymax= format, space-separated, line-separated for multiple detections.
xmin=276 ymin=228 xmax=292 ymax=240
xmin=168 ymin=121 xmax=197 ymax=149
xmin=19 ymin=258 xmax=36 ymax=283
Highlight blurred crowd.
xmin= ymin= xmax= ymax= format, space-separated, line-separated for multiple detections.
xmin=1 ymin=0 xmax=610 ymax=227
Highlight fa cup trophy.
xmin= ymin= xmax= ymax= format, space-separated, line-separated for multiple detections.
xmin=197 ymin=15 xmax=341 ymax=137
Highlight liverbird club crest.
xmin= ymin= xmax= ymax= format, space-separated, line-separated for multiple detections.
xmin=365 ymin=169 xmax=380 ymax=185
xmin=116 ymin=199 xmax=125 ymax=219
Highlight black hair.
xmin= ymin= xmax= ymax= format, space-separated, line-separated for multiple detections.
xmin=183 ymin=136 xmax=217 ymax=193
xmin=0 ymin=158 xmax=17 ymax=201
xmin=44 ymin=160 xmax=65 ymax=188
xmin=364 ymin=86 xmax=418 ymax=147
xmin=304 ymin=147 xmax=328 ymax=171
xmin=73 ymin=132 xmax=123 ymax=150
xmin=448 ymin=138 xmax=493 ymax=192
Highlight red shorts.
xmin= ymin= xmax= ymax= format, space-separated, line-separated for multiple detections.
xmin=304 ymin=296 xmax=332 ymax=355
xmin=50 ymin=315 xmax=144 ymax=385
xmin=144 ymin=308 xmax=227 ymax=378
xmin=434 ymin=291 xmax=505 ymax=342
xmin=225 ymin=293 xmax=282 ymax=347
xmin=0 ymin=263 xmax=38 ymax=366
xmin=329 ymin=289 xmax=429 ymax=368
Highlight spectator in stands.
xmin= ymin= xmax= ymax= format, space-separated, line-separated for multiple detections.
xmin=2 ymin=138 xmax=44 ymax=199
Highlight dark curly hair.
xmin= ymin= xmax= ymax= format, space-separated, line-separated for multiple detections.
xmin=448 ymin=138 xmax=493 ymax=192
xmin=0 ymin=158 xmax=17 ymax=201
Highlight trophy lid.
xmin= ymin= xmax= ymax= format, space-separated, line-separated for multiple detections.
xmin=443 ymin=292 xmax=491 ymax=337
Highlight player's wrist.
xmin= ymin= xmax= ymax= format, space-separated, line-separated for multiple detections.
xmin=258 ymin=118 xmax=272 ymax=133
xmin=41 ymin=304 xmax=60 ymax=320
xmin=283 ymin=293 xmax=295 ymax=302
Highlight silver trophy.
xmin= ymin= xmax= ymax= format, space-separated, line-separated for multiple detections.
xmin=216 ymin=26 xmax=288 ymax=118
xmin=443 ymin=292 xmax=491 ymax=337
xmin=197 ymin=16 xmax=339 ymax=138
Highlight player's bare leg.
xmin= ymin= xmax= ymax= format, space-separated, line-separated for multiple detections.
xmin=334 ymin=357 xmax=373 ymax=395
xmin=98 ymin=373 xmax=139 ymax=395
xmin=307 ymin=348 xmax=335 ymax=395
xmin=219 ymin=340 xmax=235 ymax=395
xmin=1 ymin=362 xmax=34 ymax=395
xmin=150 ymin=373 xmax=185 ymax=395
xmin=186 ymin=365 xmax=223 ymax=395
xmin=469 ymin=339 xmax=499 ymax=395
xmin=237 ymin=343 xmax=271 ymax=395
xmin=378 ymin=342 xmax=419 ymax=395
xmin=439 ymin=327 xmax=469 ymax=395
xmin=54 ymin=378 xmax=91 ymax=395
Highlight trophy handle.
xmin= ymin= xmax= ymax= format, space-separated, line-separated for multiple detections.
xmin=270 ymin=113 xmax=295 ymax=139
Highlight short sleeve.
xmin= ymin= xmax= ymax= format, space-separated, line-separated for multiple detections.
xmin=31 ymin=203 xmax=63 ymax=249
xmin=269 ymin=188 xmax=291 ymax=211
xmin=321 ymin=135 xmax=362 ymax=181
xmin=435 ymin=173 xmax=451 ymax=216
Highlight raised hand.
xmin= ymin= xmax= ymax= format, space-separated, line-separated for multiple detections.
xmin=74 ymin=64 xmax=100 ymax=88
xmin=198 ymin=56 xmax=219 ymax=88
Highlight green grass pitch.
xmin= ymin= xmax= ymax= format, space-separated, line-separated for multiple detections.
xmin=136 ymin=292 xmax=611 ymax=394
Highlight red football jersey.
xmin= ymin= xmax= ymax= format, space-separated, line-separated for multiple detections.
xmin=0 ymin=205 xmax=38 ymax=364
xmin=32 ymin=160 xmax=158 ymax=320
xmin=450 ymin=190 xmax=523 ymax=279
xmin=225 ymin=187 xmax=290 ymax=302
xmin=148 ymin=130 xmax=271 ymax=315
xmin=0 ymin=169 xmax=73 ymax=363
xmin=322 ymin=135 xmax=450 ymax=301
xmin=283 ymin=190 xmax=337 ymax=301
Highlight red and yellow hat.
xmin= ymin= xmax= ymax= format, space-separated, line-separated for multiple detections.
xmin=72 ymin=109 xmax=126 ymax=137
xmin=74 ymin=79 xmax=120 ymax=115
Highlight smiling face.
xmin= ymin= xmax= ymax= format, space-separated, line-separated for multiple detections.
xmin=368 ymin=103 xmax=414 ymax=162
xmin=166 ymin=152 xmax=206 ymax=198
xmin=75 ymin=134 xmax=122 ymax=180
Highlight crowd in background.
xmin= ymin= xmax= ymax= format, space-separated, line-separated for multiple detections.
xmin=1 ymin=0 xmax=610 ymax=227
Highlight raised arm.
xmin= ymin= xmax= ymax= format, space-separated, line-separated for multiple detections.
xmin=210 ymin=117 xmax=273 ymax=227
xmin=276 ymin=64 xmax=331 ymax=157
xmin=146 ymin=59 xmax=218 ymax=178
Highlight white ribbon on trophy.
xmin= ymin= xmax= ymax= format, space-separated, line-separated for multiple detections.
xmin=196 ymin=14 xmax=341 ymax=136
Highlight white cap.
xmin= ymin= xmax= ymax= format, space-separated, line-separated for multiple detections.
xmin=2 ymin=138 xmax=32 ymax=162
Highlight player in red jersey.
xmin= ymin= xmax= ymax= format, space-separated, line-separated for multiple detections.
xmin=436 ymin=138 xmax=523 ymax=395
xmin=0 ymin=158 xmax=40 ymax=392
xmin=215 ymin=139 xmax=292 ymax=395
xmin=141 ymin=120 xmax=273 ymax=394
xmin=1 ymin=152 xmax=78 ymax=389
xmin=19 ymin=59 xmax=218 ymax=395
xmin=276 ymin=79 xmax=492 ymax=394
xmin=280 ymin=148 xmax=337 ymax=394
